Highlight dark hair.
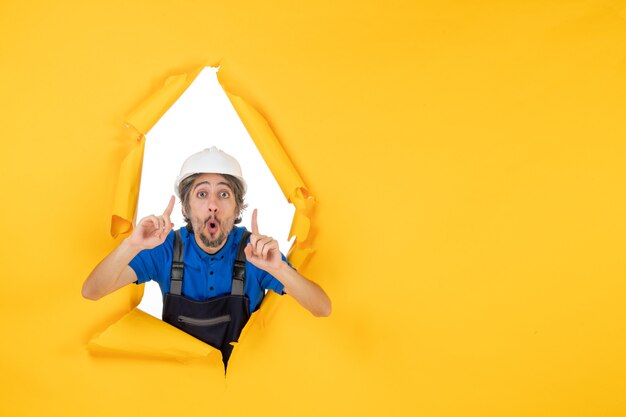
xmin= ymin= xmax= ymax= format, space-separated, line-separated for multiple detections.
xmin=178 ymin=173 xmax=247 ymax=232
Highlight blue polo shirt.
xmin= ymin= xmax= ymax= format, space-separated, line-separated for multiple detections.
xmin=129 ymin=226 xmax=286 ymax=313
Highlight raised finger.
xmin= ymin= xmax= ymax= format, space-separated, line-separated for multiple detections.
xmin=251 ymin=208 xmax=259 ymax=235
xmin=249 ymin=233 xmax=259 ymax=254
xmin=163 ymin=195 xmax=175 ymax=217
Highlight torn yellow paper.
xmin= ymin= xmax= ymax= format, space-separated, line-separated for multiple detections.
xmin=110 ymin=69 xmax=204 ymax=238
xmin=96 ymin=65 xmax=315 ymax=359
xmin=222 ymin=88 xmax=316 ymax=267
xmin=3 ymin=2 xmax=626 ymax=416
xmin=126 ymin=69 xmax=204 ymax=136
xmin=87 ymin=309 xmax=217 ymax=362
xmin=221 ymin=90 xmax=306 ymax=199
xmin=110 ymin=135 xmax=145 ymax=237
xmin=285 ymin=187 xmax=315 ymax=266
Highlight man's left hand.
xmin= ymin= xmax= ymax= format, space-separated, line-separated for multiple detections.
xmin=244 ymin=209 xmax=282 ymax=273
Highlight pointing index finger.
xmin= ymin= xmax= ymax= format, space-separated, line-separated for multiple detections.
xmin=251 ymin=208 xmax=259 ymax=235
xmin=163 ymin=195 xmax=175 ymax=217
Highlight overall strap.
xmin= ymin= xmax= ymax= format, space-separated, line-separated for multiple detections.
xmin=170 ymin=230 xmax=184 ymax=296
xmin=231 ymin=230 xmax=251 ymax=296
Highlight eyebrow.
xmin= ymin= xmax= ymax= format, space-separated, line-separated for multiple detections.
xmin=193 ymin=181 xmax=233 ymax=191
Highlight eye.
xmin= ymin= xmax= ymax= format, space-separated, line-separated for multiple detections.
xmin=197 ymin=191 xmax=207 ymax=198
xmin=219 ymin=191 xmax=230 ymax=199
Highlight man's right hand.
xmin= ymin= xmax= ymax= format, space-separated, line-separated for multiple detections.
xmin=127 ymin=196 xmax=175 ymax=250
xmin=82 ymin=196 xmax=176 ymax=300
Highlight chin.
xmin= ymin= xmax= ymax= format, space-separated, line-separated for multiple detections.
xmin=199 ymin=231 xmax=227 ymax=249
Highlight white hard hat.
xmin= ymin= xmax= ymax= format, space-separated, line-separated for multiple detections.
xmin=174 ymin=147 xmax=246 ymax=198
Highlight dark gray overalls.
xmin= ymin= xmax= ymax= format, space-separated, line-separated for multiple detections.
xmin=162 ymin=229 xmax=256 ymax=370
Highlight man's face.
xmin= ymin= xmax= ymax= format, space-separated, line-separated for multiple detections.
xmin=185 ymin=173 xmax=238 ymax=254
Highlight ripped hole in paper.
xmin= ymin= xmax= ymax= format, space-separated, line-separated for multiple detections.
xmin=136 ymin=67 xmax=295 ymax=318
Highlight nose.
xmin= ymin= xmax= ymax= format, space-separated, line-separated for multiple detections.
xmin=206 ymin=193 xmax=219 ymax=213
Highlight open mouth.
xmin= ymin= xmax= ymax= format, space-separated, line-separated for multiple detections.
xmin=206 ymin=219 xmax=219 ymax=234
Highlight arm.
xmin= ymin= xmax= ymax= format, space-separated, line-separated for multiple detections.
xmin=264 ymin=261 xmax=332 ymax=318
xmin=81 ymin=240 xmax=140 ymax=300
xmin=244 ymin=209 xmax=332 ymax=317
xmin=82 ymin=196 xmax=175 ymax=300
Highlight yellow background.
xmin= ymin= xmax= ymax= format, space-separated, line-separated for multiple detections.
xmin=1 ymin=1 xmax=625 ymax=416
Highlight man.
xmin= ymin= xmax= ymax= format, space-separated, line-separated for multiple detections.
xmin=82 ymin=147 xmax=331 ymax=368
